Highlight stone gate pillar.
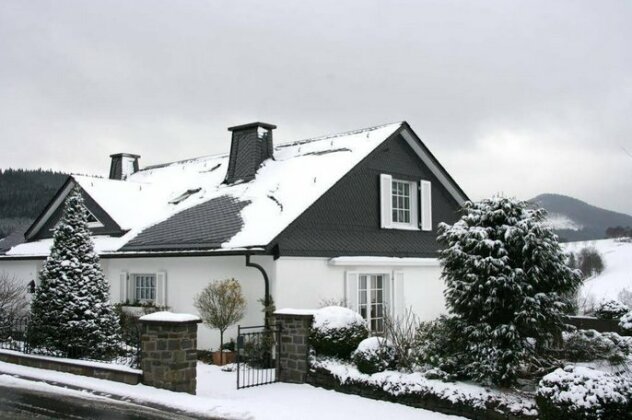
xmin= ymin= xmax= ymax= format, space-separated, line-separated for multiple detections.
xmin=274 ymin=309 xmax=315 ymax=384
xmin=139 ymin=312 xmax=201 ymax=394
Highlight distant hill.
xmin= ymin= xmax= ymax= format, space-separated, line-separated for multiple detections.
xmin=530 ymin=193 xmax=632 ymax=242
xmin=0 ymin=169 xmax=68 ymax=238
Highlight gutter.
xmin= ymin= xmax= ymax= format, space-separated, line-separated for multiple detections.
xmin=245 ymin=254 xmax=271 ymax=328
xmin=0 ymin=247 xmax=267 ymax=261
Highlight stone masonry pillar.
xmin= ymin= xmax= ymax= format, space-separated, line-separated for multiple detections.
xmin=274 ymin=310 xmax=314 ymax=384
xmin=139 ymin=312 xmax=202 ymax=394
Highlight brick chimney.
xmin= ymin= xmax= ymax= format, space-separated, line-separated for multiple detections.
xmin=109 ymin=153 xmax=140 ymax=180
xmin=224 ymin=122 xmax=276 ymax=184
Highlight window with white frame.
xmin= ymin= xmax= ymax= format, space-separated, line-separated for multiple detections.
xmin=358 ymin=274 xmax=386 ymax=333
xmin=134 ymin=274 xmax=156 ymax=303
xmin=380 ymin=174 xmax=432 ymax=231
xmin=392 ymin=180 xmax=412 ymax=225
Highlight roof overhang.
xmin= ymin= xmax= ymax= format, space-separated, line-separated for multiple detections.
xmin=399 ymin=123 xmax=469 ymax=206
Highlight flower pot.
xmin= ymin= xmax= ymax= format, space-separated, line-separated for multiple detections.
xmin=212 ymin=350 xmax=236 ymax=365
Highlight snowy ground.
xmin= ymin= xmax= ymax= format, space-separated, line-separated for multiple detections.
xmin=0 ymin=361 xmax=462 ymax=419
xmin=565 ymin=238 xmax=632 ymax=303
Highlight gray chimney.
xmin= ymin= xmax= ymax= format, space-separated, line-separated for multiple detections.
xmin=109 ymin=153 xmax=140 ymax=180
xmin=224 ymin=122 xmax=276 ymax=184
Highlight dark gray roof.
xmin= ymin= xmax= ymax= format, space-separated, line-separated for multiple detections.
xmin=0 ymin=224 xmax=30 ymax=255
xmin=121 ymin=195 xmax=249 ymax=251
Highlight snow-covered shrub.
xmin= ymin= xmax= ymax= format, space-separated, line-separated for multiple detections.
xmin=561 ymin=329 xmax=631 ymax=365
xmin=438 ymin=197 xmax=582 ymax=386
xmin=536 ymin=366 xmax=632 ymax=419
xmin=595 ymin=299 xmax=629 ymax=320
xmin=309 ymin=306 xmax=368 ymax=359
xmin=351 ymin=337 xmax=396 ymax=374
xmin=619 ymin=312 xmax=632 ymax=335
xmin=413 ymin=316 xmax=464 ymax=377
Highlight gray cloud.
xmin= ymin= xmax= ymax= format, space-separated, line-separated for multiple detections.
xmin=1 ymin=0 xmax=631 ymax=212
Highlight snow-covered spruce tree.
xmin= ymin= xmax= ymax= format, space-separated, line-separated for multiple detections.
xmin=437 ymin=197 xmax=582 ymax=386
xmin=27 ymin=188 xmax=121 ymax=359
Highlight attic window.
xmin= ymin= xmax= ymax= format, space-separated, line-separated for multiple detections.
xmin=86 ymin=211 xmax=104 ymax=228
xmin=169 ymin=188 xmax=201 ymax=205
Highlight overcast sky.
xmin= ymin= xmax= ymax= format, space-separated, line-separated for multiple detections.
xmin=1 ymin=1 xmax=631 ymax=213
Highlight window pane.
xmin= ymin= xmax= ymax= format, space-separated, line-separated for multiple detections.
xmin=376 ymin=275 xmax=383 ymax=289
xmin=360 ymin=275 xmax=367 ymax=290
xmin=377 ymin=289 xmax=383 ymax=303
xmin=360 ymin=291 xmax=367 ymax=304
xmin=360 ymin=306 xmax=366 ymax=318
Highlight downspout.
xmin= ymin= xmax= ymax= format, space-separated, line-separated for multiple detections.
xmin=245 ymin=254 xmax=270 ymax=328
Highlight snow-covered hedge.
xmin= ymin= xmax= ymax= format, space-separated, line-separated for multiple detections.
xmin=619 ymin=312 xmax=632 ymax=334
xmin=536 ymin=366 xmax=632 ymax=419
xmin=595 ymin=299 xmax=629 ymax=320
xmin=311 ymin=357 xmax=538 ymax=418
xmin=309 ymin=306 xmax=368 ymax=359
xmin=351 ymin=337 xmax=396 ymax=374
xmin=562 ymin=329 xmax=632 ymax=363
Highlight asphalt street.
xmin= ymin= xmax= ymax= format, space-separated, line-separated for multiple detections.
xmin=0 ymin=383 xmax=200 ymax=419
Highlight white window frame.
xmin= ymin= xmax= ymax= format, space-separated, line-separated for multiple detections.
xmin=357 ymin=273 xmax=389 ymax=334
xmin=133 ymin=273 xmax=156 ymax=304
xmin=390 ymin=178 xmax=418 ymax=230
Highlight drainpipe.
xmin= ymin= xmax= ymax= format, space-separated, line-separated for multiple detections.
xmin=245 ymin=254 xmax=270 ymax=328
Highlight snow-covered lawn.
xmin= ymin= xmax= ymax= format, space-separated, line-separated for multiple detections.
xmin=0 ymin=361 xmax=463 ymax=419
xmin=565 ymin=238 xmax=632 ymax=302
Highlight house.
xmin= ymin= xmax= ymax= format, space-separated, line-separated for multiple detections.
xmin=0 ymin=121 xmax=468 ymax=349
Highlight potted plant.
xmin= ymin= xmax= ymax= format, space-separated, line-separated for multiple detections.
xmin=194 ymin=278 xmax=246 ymax=365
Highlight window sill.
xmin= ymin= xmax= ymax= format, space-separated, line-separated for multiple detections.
xmin=387 ymin=224 xmax=421 ymax=231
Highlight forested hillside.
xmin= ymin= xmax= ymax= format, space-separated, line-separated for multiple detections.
xmin=0 ymin=169 xmax=68 ymax=238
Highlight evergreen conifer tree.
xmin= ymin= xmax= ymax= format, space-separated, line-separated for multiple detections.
xmin=438 ymin=197 xmax=582 ymax=386
xmin=28 ymin=188 xmax=121 ymax=359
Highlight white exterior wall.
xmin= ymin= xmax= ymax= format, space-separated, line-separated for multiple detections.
xmin=103 ymin=255 xmax=273 ymax=350
xmin=0 ymin=259 xmax=42 ymax=286
xmin=274 ymin=257 xmax=446 ymax=321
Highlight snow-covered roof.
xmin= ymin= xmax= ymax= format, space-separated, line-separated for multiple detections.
xmin=5 ymin=122 xmax=404 ymax=257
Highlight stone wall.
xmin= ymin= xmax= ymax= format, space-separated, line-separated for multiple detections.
xmin=565 ymin=316 xmax=625 ymax=334
xmin=0 ymin=350 xmax=141 ymax=385
xmin=140 ymin=316 xmax=201 ymax=394
xmin=274 ymin=311 xmax=314 ymax=383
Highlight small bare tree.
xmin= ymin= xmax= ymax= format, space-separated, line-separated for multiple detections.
xmin=194 ymin=278 xmax=246 ymax=364
xmin=382 ymin=307 xmax=419 ymax=370
xmin=0 ymin=273 xmax=28 ymax=337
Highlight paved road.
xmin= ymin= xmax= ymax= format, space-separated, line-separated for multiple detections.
xmin=0 ymin=383 xmax=199 ymax=419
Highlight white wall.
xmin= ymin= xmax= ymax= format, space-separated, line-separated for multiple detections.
xmin=0 ymin=259 xmax=42 ymax=287
xmin=274 ymin=257 xmax=447 ymax=322
xmin=104 ymin=255 xmax=274 ymax=350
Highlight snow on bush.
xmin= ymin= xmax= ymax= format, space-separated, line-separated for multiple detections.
xmin=620 ymin=312 xmax=632 ymax=334
xmin=310 ymin=306 xmax=368 ymax=359
xmin=437 ymin=197 xmax=582 ymax=386
xmin=312 ymin=357 xmax=538 ymax=418
xmin=351 ymin=337 xmax=396 ymax=374
xmin=561 ymin=329 xmax=632 ymax=364
xmin=536 ymin=366 xmax=632 ymax=419
xmin=595 ymin=299 xmax=629 ymax=320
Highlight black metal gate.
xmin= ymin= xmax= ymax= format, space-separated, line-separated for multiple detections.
xmin=236 ymin=324 xmax=281 ymax=389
